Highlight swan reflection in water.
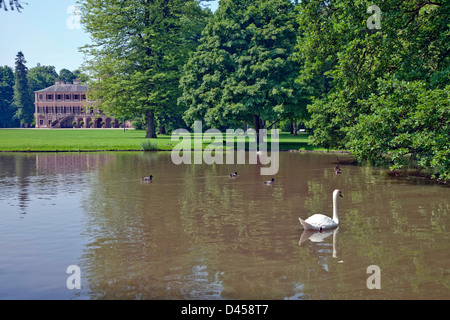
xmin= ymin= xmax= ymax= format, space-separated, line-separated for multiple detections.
xmin=299 ymin=227 xmax=340 ymax=259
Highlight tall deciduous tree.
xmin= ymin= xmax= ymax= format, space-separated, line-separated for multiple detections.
xmin=80 ymin=0 xmax=211 ymax=138
xmin=28 ymin=64 xmax=59 ymax=93
xmin=13 ymin=51 xmax=34 ymax=126
xmin=59 ymin=68 xmax=76 ymax=84
xmin=180 ymin=0 xmax=307 ymax=141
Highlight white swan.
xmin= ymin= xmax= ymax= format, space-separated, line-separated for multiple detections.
xmin=299 ymin=189 xmax=343 ymax=230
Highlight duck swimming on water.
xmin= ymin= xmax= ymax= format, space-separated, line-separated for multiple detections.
xmin=264 ymin=178 xmax=275 ymax=185
xmin=229 ymin=172 xmax=238 ymax=177
xmin=142 ymin=175 xmax=153 ymax=181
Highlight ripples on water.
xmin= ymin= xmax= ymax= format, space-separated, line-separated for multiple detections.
xmin=0 ymin=152 xmax=448 ymax=299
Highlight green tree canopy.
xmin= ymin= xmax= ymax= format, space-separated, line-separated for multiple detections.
xmin=81 ymin=0 xmax=211 ymax=138
xmin=347 ymin=79 xmax=449 ymax=180
xmin=72 ymin=69 xmax=90 ymax=83
xmin=28 ymin=64 xmax=58 ymax=93
xmin=0 ymin=65 xmax=17 ymax=128
xmin=296 ymin=0 xmax=449 ymax=180
xmin=180 ymin=0 xmax=308 ymax=138
xmin=59 ymin=68 xmax=76 ymax=84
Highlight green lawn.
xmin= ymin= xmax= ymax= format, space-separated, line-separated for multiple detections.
xmin=0 ymin=128 xmax=328 ymax=152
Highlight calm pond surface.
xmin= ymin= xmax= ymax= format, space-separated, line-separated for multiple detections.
xmin=0 ymin=151 xmax=449 ymax=300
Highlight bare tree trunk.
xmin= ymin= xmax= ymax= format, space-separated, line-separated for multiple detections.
xmin=145 ymin=109 xmax=157 ymax=139
xmin=253 ymin=114 xmax=265 ymax=145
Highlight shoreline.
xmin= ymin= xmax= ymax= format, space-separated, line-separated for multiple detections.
xmin=0 ymin=149 xmax=352 ymax=153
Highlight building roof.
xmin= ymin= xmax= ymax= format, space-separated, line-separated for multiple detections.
xmin=35 ymin=83 xmax=88 ymax=93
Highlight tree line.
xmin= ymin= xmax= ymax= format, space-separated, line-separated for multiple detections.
xmin=0 ymin=51 xmax=89 ymax=128
xmin=81 ymin=0 xmax=448 ymax=180
xmin=2 ymin=0 xmax=448 ymax=180
xmin=296 ymin=0 xmax=448 ymax=181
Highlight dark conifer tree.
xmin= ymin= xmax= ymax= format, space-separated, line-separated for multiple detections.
xmin=13 ymin=52 xmax=34 ymax=127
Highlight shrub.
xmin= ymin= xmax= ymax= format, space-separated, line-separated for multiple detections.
xmin=141 ymin=139 xmax=158 ymax=151
xmin=132 ymin=117 xmax=146 ymax=130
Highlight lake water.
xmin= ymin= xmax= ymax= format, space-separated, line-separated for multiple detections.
xmin=0 ymin=151 xmax=449 ymax=300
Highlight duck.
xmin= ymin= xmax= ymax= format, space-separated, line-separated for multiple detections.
xmin=299 ymin=189 xmax=343 ymax=230
xmin=335 ymin=165 xmax=342 ymax=174
xmin=142 ymin=175 xmax=153 ymax=181
xmin=264 ymin=178 xmax=275 ymax=185
xmin=229 ymin=172 xmax=238 ymax=177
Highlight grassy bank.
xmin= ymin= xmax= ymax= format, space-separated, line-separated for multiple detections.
xmin=0 ymin=128 xmax=330 ymax=152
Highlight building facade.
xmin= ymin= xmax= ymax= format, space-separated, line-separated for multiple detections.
xmin=34 ymin=79 xmax=126 ymax=128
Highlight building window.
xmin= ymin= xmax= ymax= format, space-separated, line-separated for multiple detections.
xmin=82 ymin=94 xmax=86 ymax=100
xmin=74 ymin=94 xmax=79 ymax=100
xmin=40 ymin=119 xmax=43 ymax=125
xmin=39 ymin=94 xmax=43 ymax=100
xmin=57 ymin=94 xmax=62 ymax=100
xmin=47 ymin=94 xmax=53 ymax=100
xmin=65 ymin=94 xmax=71 ymax=100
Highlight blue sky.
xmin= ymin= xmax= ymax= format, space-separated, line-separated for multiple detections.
xmin=1 ymin=0 xmax=218 ymax=74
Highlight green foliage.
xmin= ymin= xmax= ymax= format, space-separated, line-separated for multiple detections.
xmin=13 ymin=52 xmax=34 ymax=126
xmin=347 ymin=80 xmax=450 ymax=180
xmin=297 ymin=0 xmax=450 ymax=180
xmin=180 ymin=0 xmax=308 ymax=134
xmin=72 ymin=69 xmax=90 ymax=83
xmin=81 ymin=0 xmax=211 ymax=138
xmin=28 ymin=64 xmax=58 ymax=92
xmin=0 ymin=66 xmax=18 ymax=128
xmin=132 ymin=116 xmax=146 ymax=131
xmin=58 ymin=68 xmax=76 ymax=84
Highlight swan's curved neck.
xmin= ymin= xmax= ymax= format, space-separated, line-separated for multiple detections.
xmin=332 ymin=193 xmax=339 ymax=224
